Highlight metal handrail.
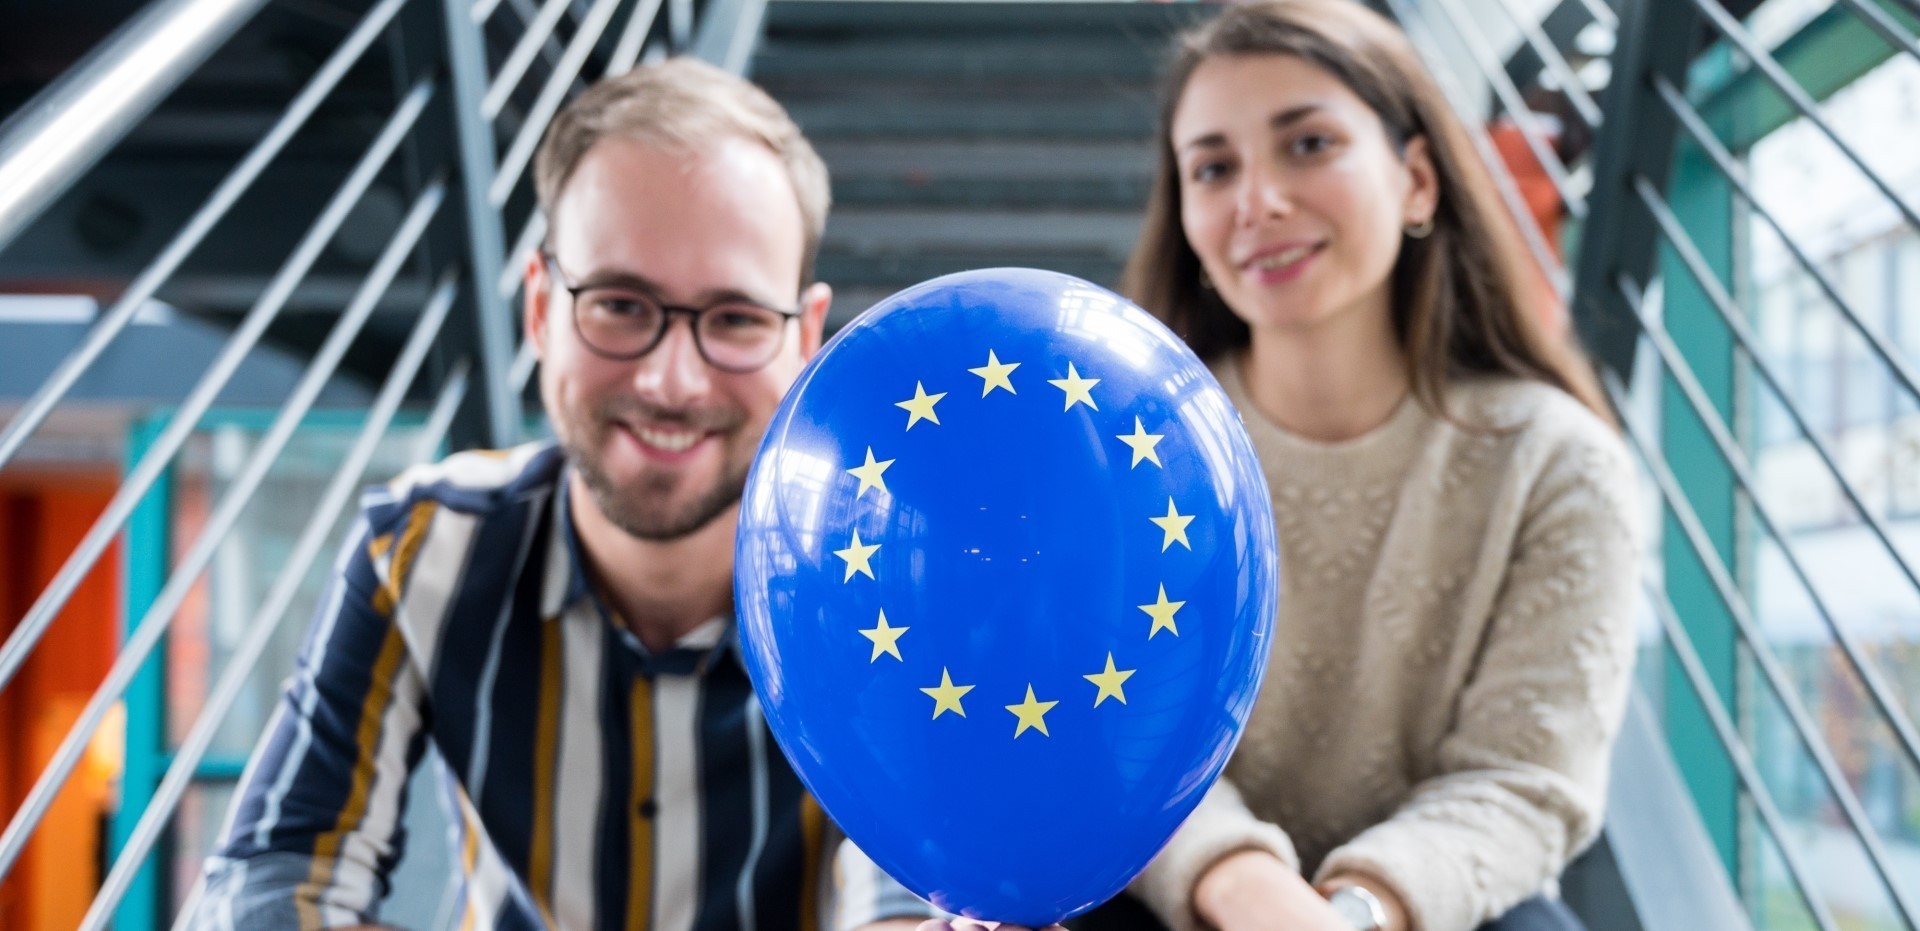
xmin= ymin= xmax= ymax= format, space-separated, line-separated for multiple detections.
xmin=1686 ymin=0 xmax=1920 ymax=234
xmin=1633 ymin=571 xmax=1841 ymax=931
xmin=610 ymin=0 xmax=668 ymax=73
xmin=0 ymin=78 xmax=438 ymax=702
xmin=1836 ymin=0 xmax=1920 ymax=64
xmin=1623 ymin=182 xmax=1920 ymax=928
xmin=1611 ymin=269 xmax=1920 ymax=777
xmin=0 ymin=0 xmax=415 ymax=477
xmin=1630 ymin=173 xmax=1920 ymax=634
xmin=0 ymin=0 xmax=769 ymax=922
xmin=1651 ymin=76 xmax=1920 ymax=405
xmin=488 ymin=0 xmax=634 ymax=208
xmin=1382 ymin=0 xmax=1570 ymax=297
xmin=1424 ymin=0 xmax=1589 ymax=218
xmin=1571 ymin=0 xmax=1619 ymax=32
xmin=482 ymin=0 xmax=576 ymax=119
xmin=692 ymin=0 xmax=774 ymax=75
xmin=80 ymin=269 xmax=462 ymax=931
xmin=155 ymin=349 xmax=473 ymax=931
xmin=1608 ymin=364 xmax=1914 ymax=928
xmin=0 ymin=0 xmax=271 ymax=252
xmin=1485 ymin=0 xmax=1604 ymax=127
xmin=0 ymin=98 xmax=440 ymax=879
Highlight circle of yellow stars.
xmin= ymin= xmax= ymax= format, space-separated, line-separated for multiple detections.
xmin=832 ymin=349 xmax=1192 ymax=739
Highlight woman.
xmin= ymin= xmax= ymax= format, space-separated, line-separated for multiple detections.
xmin=1118 ymin=3 xmax=1640 ymax=931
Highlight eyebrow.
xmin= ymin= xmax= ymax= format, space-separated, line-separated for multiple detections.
xmin=569 ymin=267 xmax=771 ymax=307
xmin=1176 ymin=103 xmax=1325 ymax=155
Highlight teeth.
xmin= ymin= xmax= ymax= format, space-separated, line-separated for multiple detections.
xmin=635 ymin=426 xmax=700 ymax=452
xmin=1255 ymin=245 xmax=1315 ymax=270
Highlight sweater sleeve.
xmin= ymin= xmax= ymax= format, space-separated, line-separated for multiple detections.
xmin=1127 ymin=778 xmax=1301 ymax=931
xmin=1314 ymin=430 xmax=1640 ymax=931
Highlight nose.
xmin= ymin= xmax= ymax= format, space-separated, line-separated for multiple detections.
xmin=1234 ymin=159 xmax=1292 ymax=227
xmin=630 ymin=316 xmax=712 ymax=405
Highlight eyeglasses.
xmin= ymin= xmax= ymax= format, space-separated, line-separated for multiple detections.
xmin=542 ymin=252 xmax=802 ymax=373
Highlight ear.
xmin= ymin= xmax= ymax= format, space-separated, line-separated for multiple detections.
xmin=1401 ymin=134 xmax=1440 ymax=226
xmin=524 ymin=250 xmax=552 ymax=360
xmin=796 ymin=281 xmax=833 ymax=360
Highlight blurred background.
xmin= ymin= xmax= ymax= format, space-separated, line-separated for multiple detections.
xmin=0 ymin=0 xmax=1915 ymax=928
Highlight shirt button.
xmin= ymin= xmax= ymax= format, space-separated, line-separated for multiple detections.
xmin=638 ymin=798 xmax=658 ymax=819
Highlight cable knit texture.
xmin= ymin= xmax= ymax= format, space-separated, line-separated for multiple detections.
xmin=1130 ymin=354 xmax=1640 ymax=931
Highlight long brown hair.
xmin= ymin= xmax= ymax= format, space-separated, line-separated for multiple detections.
xmin=1120 ymin=0 xmax=1608 ymax=421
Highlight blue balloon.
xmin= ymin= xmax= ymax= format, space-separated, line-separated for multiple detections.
xmin=735 ymin=268 xmax=1278 ymax=925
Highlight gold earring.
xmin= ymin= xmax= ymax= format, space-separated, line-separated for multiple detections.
xmin=1404 ymin=216 xmax=1435 ymax=239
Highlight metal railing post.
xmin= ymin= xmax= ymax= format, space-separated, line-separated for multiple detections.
xmin=440 ymin=0 xmax=522 ymax=450
xmin=0 ymin=0 xmax=271 ymax=252
xmin=1569 ymin=0 xmax=1702 ymax=380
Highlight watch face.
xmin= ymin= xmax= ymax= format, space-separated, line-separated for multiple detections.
xmin=1328 ymin=888 xmax=1384 ymax=931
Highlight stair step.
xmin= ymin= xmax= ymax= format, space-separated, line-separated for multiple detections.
xmin=787 ymin=95 xmax=1158 ymax=140
xmin=753 ymin=38 xmax=1168 ymax=82
xmin=815 ymin=252 xmax=1127 ymax=289
xmin=763 ymin=1 xmax=1209 ymax=38
xmin=822 ymin=139 xmax=1156 ymax=208
xmin=823 ymin=207 xmax=1140 ymax=256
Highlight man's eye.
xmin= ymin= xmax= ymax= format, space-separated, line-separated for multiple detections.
xmin=590 ymin=294 xmax=653 ymax=319
xmin=711 ymin=307 xmax=778 ymax=330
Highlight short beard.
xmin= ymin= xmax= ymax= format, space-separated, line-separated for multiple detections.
xmin=569 ymin=440 xmax=747 ymax=541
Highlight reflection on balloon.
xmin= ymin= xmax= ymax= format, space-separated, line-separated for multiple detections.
xmin=736 ymin=268 xmax=1279 ymax=926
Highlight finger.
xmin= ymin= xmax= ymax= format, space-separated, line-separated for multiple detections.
xmin=913 ymin=922 xmax=954 ymax=931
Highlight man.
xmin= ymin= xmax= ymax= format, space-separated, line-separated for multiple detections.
xmin=193 ymin=58 xmax=937 ymax=931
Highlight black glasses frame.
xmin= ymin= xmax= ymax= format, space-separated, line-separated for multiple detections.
xmin=541 ymin=252 xmax=802 ymax=373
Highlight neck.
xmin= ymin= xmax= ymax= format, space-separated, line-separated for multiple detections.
xmin=1239 ymin=299 xmax=1409 ymax=443
xmin=567 ymin=470 xmax=736 ymax=654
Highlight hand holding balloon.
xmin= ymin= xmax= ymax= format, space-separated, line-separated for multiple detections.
xmin=915 ymin=921 xmax=1068 ymax=931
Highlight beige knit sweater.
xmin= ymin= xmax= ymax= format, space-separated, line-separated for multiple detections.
xmin=1130 ymin=355 xmax=1640 ymax=931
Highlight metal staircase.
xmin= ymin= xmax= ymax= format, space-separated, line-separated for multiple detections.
xmin=751 ymin=1 xmax=1206 ymax=323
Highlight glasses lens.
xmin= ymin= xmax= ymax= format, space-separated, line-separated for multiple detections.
xmin=575 ymin=289 xmax=663 ymax=357
xmin=697 ymin=303 xmax=788 ymax=370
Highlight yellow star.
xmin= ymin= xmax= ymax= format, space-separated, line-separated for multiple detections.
xmin=920 ymin=668 xmax=974 ymax=719
xmin=1150 ymin=498 xmax=1194 ymax=552
xmin=1116 ymin=417 xmax=1164 ymax=469
xmin=1084 ymin=652 xmax=1136 ymax=707
xmin=858 ymin=610 xmax=908 ymax=662
xmin=968 ymin=350 xmax=1020 ymax=396
xmin=1005 ymin=685 xmax=1059 ymax=738
xmin=1047 ymin=362 xmax=1100 ymax=411
xmin=833 ymin=530 xmax=880 ymax=581
xmin=894 ymin=381 xmax=946 ymax=430
xmin=846 ymin=447 xmax=894 ymax=499
xmin=1139 ymin=584 xmax=1185 ymax=639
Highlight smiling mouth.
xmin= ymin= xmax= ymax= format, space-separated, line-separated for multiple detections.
xmin=1247 ymin=243 xmax=1323 ymax=272
xmin=631 ymin=424 xmax=705 ymax=452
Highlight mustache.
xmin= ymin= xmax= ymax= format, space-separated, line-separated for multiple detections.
xmin=597 ymin=398 xmax=743 ymax=433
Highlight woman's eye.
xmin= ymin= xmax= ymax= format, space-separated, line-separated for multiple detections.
xmin=1189 ymin=161 xmax=1231 ymax=184
xmin=1289 ymin=133 xmax=1335 ymax=157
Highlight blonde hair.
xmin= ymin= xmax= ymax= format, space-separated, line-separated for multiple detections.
xmin=1120 ymin=0 xmax=1606 ymax=420
xmin=535 ymin=57 xmax=831 ymax=286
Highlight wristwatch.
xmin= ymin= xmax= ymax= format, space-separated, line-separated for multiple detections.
xmin=1327 ymin=885 xmax=1388 ymax=931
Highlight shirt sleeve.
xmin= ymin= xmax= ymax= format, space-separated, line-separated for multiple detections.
xmin=190 ymin=501 xmax=435 ymax=930
xmin=1314 ymin=432 xmax=1641 ymax=931
xmin=1126 ymin=778 xmax=1302 ymax=931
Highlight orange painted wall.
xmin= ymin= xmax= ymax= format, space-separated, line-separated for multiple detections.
xmin=0 ymin=473 xmax=121 ymax=931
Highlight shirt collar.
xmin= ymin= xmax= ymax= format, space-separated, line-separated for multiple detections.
xmin=543 ymin=465 xmax=746 ymax=675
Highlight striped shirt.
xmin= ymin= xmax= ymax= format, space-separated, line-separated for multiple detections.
xmin=195 ymin=443 xmax=933 ymax=931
